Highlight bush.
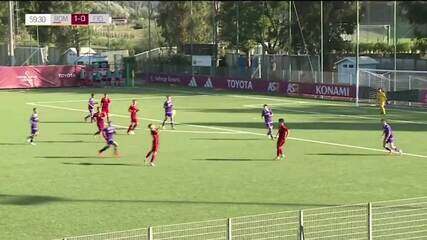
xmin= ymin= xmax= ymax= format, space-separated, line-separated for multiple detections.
xmin=411 ymin=38 xmax=427 ymax=54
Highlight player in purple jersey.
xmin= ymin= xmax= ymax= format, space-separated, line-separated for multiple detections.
xmin=261 ymin=104 xmax=274 ymax=140
xmin=161 ymin=96 xmax=176 ymax=129
xmin=381 ymin=119 xmax=403 ymax=155
xmin=98 ymin=121 xmax=120 ymax=157
xmin=26 ymin=108 xmax=39 ymax=145
xmin=84 ymin=93 xmax=97 ymax=123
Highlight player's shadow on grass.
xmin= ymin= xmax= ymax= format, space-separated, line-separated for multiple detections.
xmin=0 ymin=142 xmax=28 ymax=145
xmin=62 ymin=162 xmax=138 ymax=166
xmin=190 ymin=138 xmax=263 ymax=141
xmin=307 ymin=153 xmax=386 ymax=156
xmin=36 ymin=156 xmax=117 ymax=160
xmin=37 ymin=140 xmax=97 ymax=143
xmin=41 ymin=121 xmax=86 ymax=124
xmin=61 ymin=133 xmax=96 ymax=136
xmin=0 ymin=193 xmax=338 ymax=208
xmin=194 ymin=158 xmax=274 ymax=162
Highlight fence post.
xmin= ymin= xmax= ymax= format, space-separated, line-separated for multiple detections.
xmin=148 ymin=226 xmax=153 ymax=240
xmin=299 ymin=210 xmax=304 ymax=240
xmin=408 ymin=76 xmax=412 ymax=106
xmin=368 ymin=203 xmax=372 ymax=240
xmin=227 ymin=218 xmax=232 ymax=240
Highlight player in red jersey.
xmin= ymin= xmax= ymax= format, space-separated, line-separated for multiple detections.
xmin=100 ymin=93 xmax=111 ymax=122
xmin=145 ymin=124 xmax=160 ymax=167
xmin=93 ymin=106 xmax=106 ymax=137
xmin=127 ymin=99 xmax=139 ymax=135
xmin=275 ymin=118 xmax=289 ymax=160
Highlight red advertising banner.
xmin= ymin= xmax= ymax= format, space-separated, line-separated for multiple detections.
xmin=420 ymin=90 xmax=427 ymax=104
xmin=147 ymin=73 xmax=283 ymax=94
xmin=284 ymin=82 xmax=356 ymax=98
xmin=145 ymin=73 xmax=356 ymax=99
xmin=0 ymin=65 xmax=82 ymax=89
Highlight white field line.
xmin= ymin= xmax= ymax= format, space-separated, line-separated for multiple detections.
xmin=229 ymin=94 xmax=427 ymax=115
xmin=26 ymin=102 xmax=427 ymax=159
xmin=112 ymin=124 xmax=237 ymax=135
xmin=242 ymin=102 xmax=427 ymax=125
xmin=28 ymin=95 xmax=208 ymax=104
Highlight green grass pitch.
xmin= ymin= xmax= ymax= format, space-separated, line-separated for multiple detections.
xmin=0 ymin=84 xmax=426 ymax=239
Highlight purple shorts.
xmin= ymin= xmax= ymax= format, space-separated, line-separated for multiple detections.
xmin=31 ymin=128 xmax=38 ymax=135
xmin=89 ymin=108 xmax=94 ymax=116
xmin=385 ymin=137 xmax=394 ymax=144
xmin=165 ymin=112 xmax=173 ymax=118
xmin=265 ymin=122 xmax=273 ymax=128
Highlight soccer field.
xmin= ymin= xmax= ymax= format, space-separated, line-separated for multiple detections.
xmin=1 ymin=84 xmax=426 ymax=240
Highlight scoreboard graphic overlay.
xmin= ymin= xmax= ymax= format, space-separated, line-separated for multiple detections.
xmin=25 ymin=14 xmax=111 ymax=26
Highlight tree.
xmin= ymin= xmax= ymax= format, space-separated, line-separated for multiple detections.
xmin=399 ymin=1 xmax=427 ymax=38
xmin=156 ymin=1 xmax=213 ymax=51
xmin=291 ymin=1 xmax=357 ymax=70
xmin=219 ymin=1 xmax=290 ymax=55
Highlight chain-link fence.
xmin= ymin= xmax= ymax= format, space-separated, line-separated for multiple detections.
xmin=61 ymin=196 xmax=427 ymax=240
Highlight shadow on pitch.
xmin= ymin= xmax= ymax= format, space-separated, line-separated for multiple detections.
xmin=37 ymin=140 xmax=97 ymax=143
xmin=0 ymin=193 xmax=338 ymax=208
xmin=41 ymin=121 xmax=86 ymax=124
xmin=190 ymin=138 xmax=263 ymax=141
xmin=61 ymin=133 xmax=96 ymax=136
xmin=0 ymin=142 xmax=28 ymax=145
xmin=307 ymin=153 xmax=386 ymax=156
xmin=36 ymin=156 xmax=104 ymax=159
xmin=62 ymin=162 xmax=138 ymax=167
xmin=194 ymin=158 xmax=274 ymax=162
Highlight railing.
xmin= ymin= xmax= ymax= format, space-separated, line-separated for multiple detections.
xmin=61 ymin=196 xmax=427 ymax=240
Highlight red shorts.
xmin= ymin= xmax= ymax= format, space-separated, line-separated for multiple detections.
xmin=152 ymin=144 xmax=159 ymax=152
xmin=102 ymin=109 xmax=110 ymax=114
xmin=97 ymin=123 xmax=104 ymax=131
xmin=131 ymin=118 xmax=138 ymax=123
xmin=277 ymin=140 xmax=285 ymax=148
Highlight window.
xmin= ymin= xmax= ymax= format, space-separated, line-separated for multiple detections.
xmin=349 ymin=64 xmax=354 ymax=68
xmin=343 ymin=64 xmax=348 ymax=68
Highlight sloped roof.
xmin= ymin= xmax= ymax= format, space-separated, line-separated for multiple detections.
xmin=65 ymin=47 xmax=97 ymax=55
xmin=335 ymin=56 xmax=379 ymax=65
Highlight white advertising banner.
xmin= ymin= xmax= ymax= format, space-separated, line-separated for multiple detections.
xmin=192 ymin=55 xmax=212 ymax=67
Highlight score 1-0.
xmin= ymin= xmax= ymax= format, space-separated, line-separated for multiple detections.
xmin=71 ymin=13 xmax=89 ymax=25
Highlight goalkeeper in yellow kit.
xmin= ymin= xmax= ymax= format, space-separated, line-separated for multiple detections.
xmin=377 ymin=88 xmax=387 ymax=115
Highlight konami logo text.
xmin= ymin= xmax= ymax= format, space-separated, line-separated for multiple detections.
xmin=227 ymin=79 xmax=253 ymax=90
xmin=315 ymin=85 xmax=350 ymax=97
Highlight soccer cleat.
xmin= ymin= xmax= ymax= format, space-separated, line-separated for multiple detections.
xmin=30 ymin=142 xmax=36 ymax=146
xmin=26 ymin=138 xmax=31 ymax=143
xmin=150 ymin=162 xmax=156 ymax=167
xmin=98 ymin=152 xmax=104 ymax=158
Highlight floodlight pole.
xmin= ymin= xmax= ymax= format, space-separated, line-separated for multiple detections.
xmin=288 ymin=1 xmax=292 ymax=81
xmin=393 ymin=1 xmax=397 ymax=93
xmin=320 ymin=1 xmax=324 ymax=84
xmin=8 ymin=1 xmax=15 ymax=66
xmin=356 ymin=1 xmax=360 ymax=107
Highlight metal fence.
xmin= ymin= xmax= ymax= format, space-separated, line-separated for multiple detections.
xmin=62 ymin=196 xmax=427 ymax=240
